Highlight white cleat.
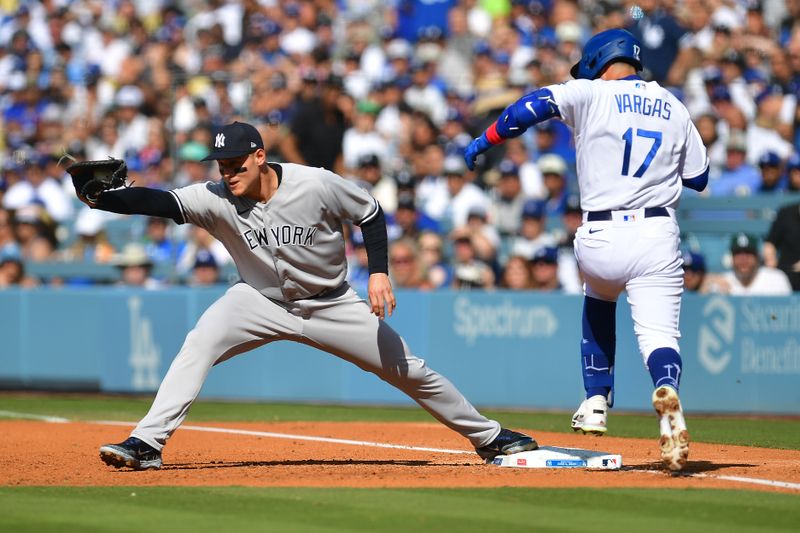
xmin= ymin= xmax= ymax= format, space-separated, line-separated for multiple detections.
xmin=571 ymin=395 xmax=608 ymax=435
xmin=652 ymin=386 xmax=690 ymax=472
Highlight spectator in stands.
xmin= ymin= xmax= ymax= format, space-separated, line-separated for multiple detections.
xmin=756 ymin=151 xmax=786 ymax=192
xmin=555 ymin=193 xmax=583 ymax=294
xmin=502 ymin=138 xmax=546 ymax=199
xmin=174 ymin=141 xmax=211 ymax=186
xmin=711 ymin=132 xmax=761 ymax=196
xmin=2 ymin=155 xmax=73 ymax=223
xmin=65 ymin=208 xmax=115 ymax=263
xmin=681 ymin=251 xmax=707 ymax=293
xmin=143 ymin=217 xmax=185 ymax=266
xmin=0 ymin=256 xmax=37 ymax=288
xmin=175 ymin=225 xmax=230 ymax=272
xmin=626 ymin=0 xmax=689 ymax=84
xmin=705 ymin=233 xmax=792 ymax=295
xmin=538 ymin=154 xmax=569 ymax=218
xmin=451 ymin=234 xmax=494 ymax=290
xmin=189 ymin=249 xmax=221 ymax=286
xmin=764 ymin=201 xmax=800 ymax=291
xmin=342 ymin=101 xmax=388 ymax=174
xmin=510 ymin=199 xmax=556 ymax=261
xmin=389 ymin=237 xmax=430 ymax=289
xmin=785 ymin=154 xmax=800 ymax=192
xmin=353 ymin=153 xmax=397 ymax=215
xmin=113 ymin=243 xmax=161 ymax=289
xmin=452 ymin=206 xmax=500 ymax=268
xmin=283 ymin=74 xmax=348 ymax=173
xmin=0 ymin=208 xmax=20 ymax=260
xmin=387 ymin=195 xmax=440 ymax=240
xmin=13 ymin=204 xmax=56 ymax=261
xmin=530 ymin=246 xmax=561 ymax=291
xmin=416 ymin=230 xmax=451 ymax=289
xmin=499 ymin=254 xmax=534 ymax=290
xmin=421 ymin=154 xmax=489 ymax=232
xmin=488 ymin=159 xmax=528 ymax=238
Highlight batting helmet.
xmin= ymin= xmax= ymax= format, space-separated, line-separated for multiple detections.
xmin=570 ymin=28 xmax=643 ymax=80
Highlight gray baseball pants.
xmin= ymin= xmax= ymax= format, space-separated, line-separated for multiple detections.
xmin=131 ymin=282 xmax=501 ymax=450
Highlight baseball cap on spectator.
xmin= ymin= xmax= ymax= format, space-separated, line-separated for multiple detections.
xmin=394 ymin=170 xmax=415 ymax=190
xmin=711 ymin=8 xmax=741 ymax=31
xmin=757 ymin=151 xmax=781 ymax=167
xmin=113 ymin=243 xmax=153 ymax=268
xmin=555 ymin=21 xmax=581 ymax=43
xmin=521 ymin=199 xmax=546 ymax=219
xmin=193 ymin=249 xmax=218 ymax=269
xmin=75 ymin=208 xmax=106 ymax=236
xmin=14 ymin=204 xmax=44 ymax=225
xmin=498 ymin=159 xmax=519 ymax=177
xmin=730 ymin=232 xmax=759 ymax=255
xmin=203 ymin=122 xmax=263 ymax=161
xmin=534 ymin=121 xmax=556 ymax=133
xmin=443 ymin=155 xmax=466 ymax=176
xmin=356 ymin=99 xmax=381 ymax=115
xmin=702 ymin=66 xmax=723 ymax=84
xmin=710 ymin=84 xmax=732 ymax=102
xmin=115 ymin=85 xmax=144 ymax=108
xmin=726 ymin=132 xmax=747 ymax=152
xmin=387 ymin=39 xmax=412 ymax=60
xmin=179 ymin=141 xmax=210 ymax=162
xmin=358 ymin=153 xmax=381 ymax=168
xmin=532 ymin=246 xmax=558 ymax=264
xmin=445 ymin=107 xmax=464 ymax=124
xmin=538 ymin=154 xmax=567 ymax=175
xmin=682 ymin=251 xmax=706 ymax=272
xmin=492 ymin=51 xmax=511 ymax=65
xmin=467 ymin=206 xmax=487 ymax=221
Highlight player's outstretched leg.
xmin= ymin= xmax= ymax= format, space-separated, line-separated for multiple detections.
xmin=652 ymin=385 xmax=689 ymax=471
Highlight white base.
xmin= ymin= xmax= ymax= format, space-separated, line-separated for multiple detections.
xmin=489 ymin=446 xmax=622 ymax=470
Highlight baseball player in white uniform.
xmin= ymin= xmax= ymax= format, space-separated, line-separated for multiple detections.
xmin=89 ymin=121 xmax=536 ymax=469
xmin=465 ymin=29 xmax=709 ymax=471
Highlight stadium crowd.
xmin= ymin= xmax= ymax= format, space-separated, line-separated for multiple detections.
xmin=1 ymin=0 xmax=799 ymax=294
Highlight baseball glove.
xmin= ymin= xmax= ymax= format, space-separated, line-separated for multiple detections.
xmin=66 ymin=157 xmax=128 ymax=205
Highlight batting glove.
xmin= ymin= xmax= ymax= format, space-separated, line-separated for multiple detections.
xmin=464 ymin=133 xmax=492 ymax=171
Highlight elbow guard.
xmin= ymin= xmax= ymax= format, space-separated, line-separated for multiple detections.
xmin=495 ymin=88 xmax=561 ymax=139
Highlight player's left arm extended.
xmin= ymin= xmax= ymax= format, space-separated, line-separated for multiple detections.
xmin=95 ymin=187 xmax=185 ymax=224
xmin=357 ymin=204 xmax=396 ymax=318
xmin=464 ymin=88 xmax=560 ymax=170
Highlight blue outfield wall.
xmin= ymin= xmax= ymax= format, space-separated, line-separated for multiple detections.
xmin=0 ymin=288 xmax=798 ymax=414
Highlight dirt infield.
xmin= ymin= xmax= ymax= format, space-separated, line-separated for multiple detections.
xmin=2 ymin=420 xmax=799 ymax=493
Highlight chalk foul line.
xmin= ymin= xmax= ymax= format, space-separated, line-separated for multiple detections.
xmin=1 ymin=410 xmax=798 ymax=491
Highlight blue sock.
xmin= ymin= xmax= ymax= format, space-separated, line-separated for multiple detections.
xmin=647 ymin=348 xmax=682 ymax=391
xmin=581 ymin=296 xmax=616 ymax=404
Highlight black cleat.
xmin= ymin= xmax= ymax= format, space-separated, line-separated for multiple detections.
xmin=99 ymin=437 xmax=162 ymax=470
xmin=475 ymin=428 xmax=538 ymax=461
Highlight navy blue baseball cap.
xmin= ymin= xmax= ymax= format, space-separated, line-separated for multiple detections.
xmin=682 ymin=251 xmax=706 ymax=272
xmin=522 ymin=199 xmax=546 ymax=219
xmin=758 ymin=151 xmax=781 ymax=167
xmin=531 ymin=246 xmax=558 ymax=264
xmin=203 ymin=121 xmax=264 ymax=161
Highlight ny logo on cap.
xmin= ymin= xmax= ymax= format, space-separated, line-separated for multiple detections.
xmin=215 ymin=133 xmax=225 ymax=148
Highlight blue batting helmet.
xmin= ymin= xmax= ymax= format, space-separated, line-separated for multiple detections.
xmin=570 ymin=28 xmax=643 ymax=80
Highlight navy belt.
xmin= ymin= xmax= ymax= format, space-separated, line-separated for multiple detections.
xmin=586 ymin=207 xmax=669 ymax=222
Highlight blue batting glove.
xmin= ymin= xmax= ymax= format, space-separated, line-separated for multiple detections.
xmin=464 ymin=133 xmax=492 ymax=171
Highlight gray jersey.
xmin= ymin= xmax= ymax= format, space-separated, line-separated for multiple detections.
xmin=170 ymin=163 xmax=379 ymax=301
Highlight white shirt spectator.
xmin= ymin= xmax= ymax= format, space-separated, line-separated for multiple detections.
xmin=3 ymin=178 xmax=74 ymax=223
xmin=721 ymin=267 xmax=792 ymax=296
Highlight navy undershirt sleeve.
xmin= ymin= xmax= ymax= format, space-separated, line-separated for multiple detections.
xmin=358 ymin=205 xmax=388 ymax=275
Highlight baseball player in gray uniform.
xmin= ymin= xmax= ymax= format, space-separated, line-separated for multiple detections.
xmin=89 ymin=121 xmax=536 ymax=470
xmin=465 ymin=29 xmax=709 ymax=471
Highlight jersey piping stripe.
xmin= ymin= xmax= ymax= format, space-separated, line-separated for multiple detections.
xmin=168 ymin=190 xmax=187 ymax=224
xmin=356 ymin=197 xmax=380 ymax=226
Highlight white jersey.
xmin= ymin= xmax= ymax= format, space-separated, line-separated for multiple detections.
xmin=548 ymin=78 xmax=708 ymax=212
xmin=721 ymin=268 xmax=793 ymax=296
xmin=170 ymin=163 xmax=378 ymax=301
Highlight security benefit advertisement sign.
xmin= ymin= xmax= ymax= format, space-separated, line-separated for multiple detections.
xmin=682 ymin=294 xmax=800 ymax=413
